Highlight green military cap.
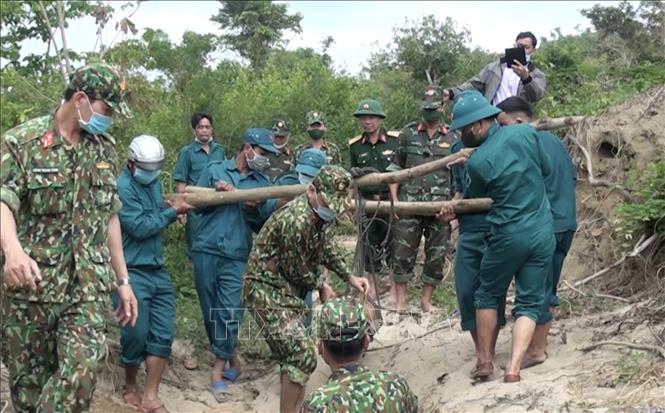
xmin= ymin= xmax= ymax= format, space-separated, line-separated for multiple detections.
xmin=307 ymin=111 xmax=326 ymax=126
xmin=318 ymin=298 xmax=369 ymax=342
xmin=312 ymin=165 xmax=351 ymax=217
xmin=272 ymin=119 xmax=290 ymax=137
xmin=353 ymin=98 xmax=385 ymax=119
xmin=67 ymin=62 xmax=132 ymax=118
xmin=449 ymin=92 xmax=501 ymax=131
xmin=421 ymin=85 xmax=443 ymax=110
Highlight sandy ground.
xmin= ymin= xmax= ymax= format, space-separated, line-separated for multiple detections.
xmin=83 ymin=290 xmax=665 ymax=413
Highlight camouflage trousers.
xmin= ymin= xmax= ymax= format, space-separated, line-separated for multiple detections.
xmin=2 ymin=298 xmax=107 ymax=413
xmin=243 ymin=282 xmax=315 ymax=386
xmin=393 ymin=216 xmax=450 ymax=286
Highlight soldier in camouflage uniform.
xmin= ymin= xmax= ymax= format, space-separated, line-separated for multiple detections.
xmin=293 ymin=111 xmax=343 ymax=165
xmin=244 ymin=165 xmax=369 ymax=413
xmin=348 ymin=98 xmax=400 ymax=300
xmin=392 ymin=86 xmax=456 ymax=312
xmin=300 ymin=298 xmax=418 ymax=412
xmin=1 ymin=63 xmax=138 ymax=413
xmin=265 ymin=119 xmax=294 ymax=182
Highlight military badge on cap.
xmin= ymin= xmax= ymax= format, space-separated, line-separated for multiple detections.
xmin=362 ymin=103 xmax=369 ymax=109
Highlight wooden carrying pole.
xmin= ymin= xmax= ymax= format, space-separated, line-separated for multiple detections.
xmin=355 ymin=199 xmax=491 ymax=216
xmin=530 ymin=116 xmax=585 ymax=130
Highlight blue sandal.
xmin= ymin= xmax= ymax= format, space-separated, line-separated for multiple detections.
xmin=223 ymin=368 xmax=240 ymax=382
xmin=210 ymin=380 xmax=230 ymax=402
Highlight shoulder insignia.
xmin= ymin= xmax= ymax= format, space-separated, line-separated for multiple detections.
xmin=95 ymin=160 xmax=111 ymax=169
xmin=386 ymin=130 xmax=400 ymax=138
xmin=40 ymin=130 xmax=55 ymax=149
xmin=348 ymin=135 xmax=363 ymax=146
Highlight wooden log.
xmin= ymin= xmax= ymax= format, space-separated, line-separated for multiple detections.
xmin=166 ymin=184 xmax=307 ymax=207
xmin=529 ymin=116 xmax=586 ymax=130
xmin=354 ymin=199 xmax=491 ymax=216
xmin=352 ymin=149 xmax=473 ymax=187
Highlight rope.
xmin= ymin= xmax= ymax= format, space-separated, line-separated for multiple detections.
xmin=349 ymin=167 xmax=398 ymax=310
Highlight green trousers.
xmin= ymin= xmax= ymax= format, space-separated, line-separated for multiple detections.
xmin=112 ymin=267 xmax=175 ymax=365
xmin=549 ymin=230 xmax=575 ymax=307
xmin=192 ymin=252 xmax=246 ymax=360
xmin=474 ymin=227 xmax=555 ymax=322
xmin=454 ymin=230 xmax=507 ymax=331
xmin=2 ymin=298 xmax=107 ymax=413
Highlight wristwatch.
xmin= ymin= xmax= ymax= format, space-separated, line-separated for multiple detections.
xmin=116 ymin=277 xmax=130 ymax=287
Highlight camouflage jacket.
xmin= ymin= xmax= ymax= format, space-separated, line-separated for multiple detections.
xmin=244 ymin=195 xmax=350 ymax=299
xmin=395 ymin=121 xmax=456 ymax=202
xmin=300 ymin=363 xmax=418 ymax=413
xmin=293 ymin=140 xmax=342 ymax=166
xmin=264 ymin=145 xmax=294 ymax=182
xmin=0 ymin=115 xmax=121 ymax=303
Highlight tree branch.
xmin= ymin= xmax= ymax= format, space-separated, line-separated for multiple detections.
xmin=55 ymin=0 xmax=71 ymax=76
xmin=579 ymin=340 xmax=665 ymax=359
xmin=37 ymin=0 xmax=68 ymax=86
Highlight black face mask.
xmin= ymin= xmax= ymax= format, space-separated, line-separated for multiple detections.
xmin=461 ymin=125 xmax=483 ymax=148
xmin=308 ymin=129 xmax=325 ymax=140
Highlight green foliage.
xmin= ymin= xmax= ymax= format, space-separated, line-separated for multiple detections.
xmin=211 ymin=0 xmax=303 ymax=71
xmin=615 ymin=161 xmax=665 ymax=250
xmin=366 ymin=14 xmax=494 ymax=87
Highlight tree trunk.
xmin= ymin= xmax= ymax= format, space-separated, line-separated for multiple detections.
xmin=352 ymin=149 xmax=473 ymax=187
xmin=166 ymin=185 xmax=307 ymax=207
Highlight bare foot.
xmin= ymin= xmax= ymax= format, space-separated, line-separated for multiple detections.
xmin=122 ymin=385 xmax=142 ymax=410
xmin=420 ymin=300 xmax=438 ymax=313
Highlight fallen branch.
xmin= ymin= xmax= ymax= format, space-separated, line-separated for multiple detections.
xmin=579 ymin=340 xmax=665 ymax=359
xmin=562 ymin=280 xmax=630 ymax=303
xmin=352 ymin=199 xmax=491 ymax=216
xmin=530 ymin=116 xmax=585 ymax=130
xmin=572 ymin=234 xmax=657 ymax=287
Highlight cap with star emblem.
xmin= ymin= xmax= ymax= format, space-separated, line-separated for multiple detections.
xmin=67 ymin=62 xmax=132 ymax=118
xmin=306 ymin=111 xmax=326 ymax=126
xmin=421 ymin=85 xmax=443 ymax=109
xmin=353 ymin=98 xmax=385 ymax=118
xmin=272 ymin=119 xmax=290 ymax=137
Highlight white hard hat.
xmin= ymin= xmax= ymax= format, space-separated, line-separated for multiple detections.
xmin=128 ymin=135 xmax=165 ymax=171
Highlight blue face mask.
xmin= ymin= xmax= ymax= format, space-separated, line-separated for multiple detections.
xmin=298 ymin=173 xmax=314 ymax=185
xmin=78 ymin=96 xmax=112 ymax=135
xmin=134 ymin=168 xmax=160 ymax=185
xmin=314 ymin=193 xmax=336 ymax=222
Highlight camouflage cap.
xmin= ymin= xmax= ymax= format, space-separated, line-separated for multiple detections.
xmin=421 ymin=85 xmax=443 ymax=109
xmin=272 ymin=119 xmax=290 ymax=137
xmin=312 ymin=165 xmax=351 ymax=217
xmin=306 ymin=111 xmax=326 ymax=126
xmin=67 ymin=63 xmax=132 ymax=118
xmin=318 ymin=298 xmax=369 ymax=342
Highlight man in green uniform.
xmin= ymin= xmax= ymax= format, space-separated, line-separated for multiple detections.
xmin=1 ymin=63 xmax=138 ymax=412
xmin=444 ymin=90 xmax=506 ymax=370
xmin=265 ymin=119 xmax=294 ymax=182
xmin=392 ymin=86 xmax=456 ymax=313
xmin=191 ymin=128 xmax=279 ymax=398
xmin=496 ymin=96 xmax=577 ymax=368
xmin=173 ymin=111 xmax=225 ymax=256
xmin=293 ymin=111 xmax=342 ymax=165
xmin=445 ymin=93 xmax=554 ymax=383
xmin=301 ymin=298 xmax=418 ymax=413
xmin=244 ymin=165 xmax=369 ymax=413
xmin=349 ymin=98 xmax=400 ymax=300
xmin=115 ymin=135 xmax=193 ymax=412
